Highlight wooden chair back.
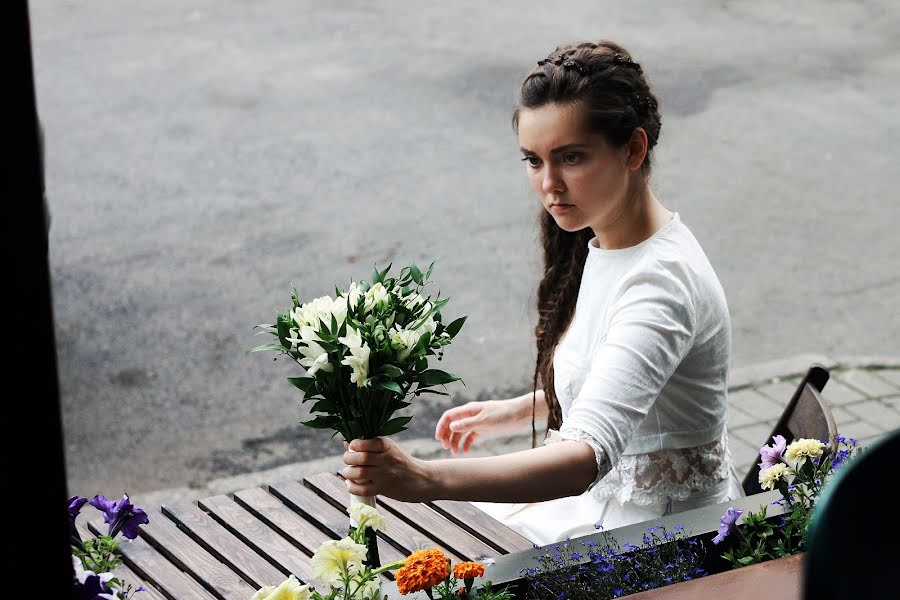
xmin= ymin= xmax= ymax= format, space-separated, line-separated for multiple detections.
xmin=741 ymin=364 xmax=839 ymax=496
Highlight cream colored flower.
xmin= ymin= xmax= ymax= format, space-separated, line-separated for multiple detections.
xmin=311 ymin=538 xmax=368 ymax=586
xmin=785 ymin=438 xmax=827 ymax=465
xmin=390 ymin=328 xmax=421 ymax=363
xmin=339 ymin=326 xmax=370 ymax=388
xmin=251 ymin=574 xmax=311 ymax=600
xmin=287 ymin=326 xmax=334 ymax=376
xmin=759 ymin=463 xmax=791 ymax=490
xmin=348 ymin=503 xmax=387 ymax=533
xmin=364 ymin=282 xmax=389 ymax=313
xmin=293 ymin=295 xmax=336 ymax=329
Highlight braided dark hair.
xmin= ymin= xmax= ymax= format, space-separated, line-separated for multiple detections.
xmin=512 ymin=40 xmax=663 ymax=447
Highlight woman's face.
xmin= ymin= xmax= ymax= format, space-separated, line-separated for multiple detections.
xmin=517 ymin=102 xmax=636 ymax=235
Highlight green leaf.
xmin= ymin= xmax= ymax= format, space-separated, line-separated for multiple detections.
xmin=276 ymin=314 xmax=293 ymax=347
xmin=300 ymin=415 xmax=342 ymax=429
xmin=252 ymin=324 xmax=279 ymax=334
xmin=410 ymin=264 xmax=424 ymax=286
xmin=444 ymin=316 xmax=467 ymax=338
xmin=379 ymin=364 xmax=404 ymax=378
xmin=425 ymin=260 xmax=436 ymax=282
xmin=379 ymin=416 xmax=413 ymax=436
xmin=287 ymin=376 xmax=317 ymax=394
xmin=310 ymin=399 xmax=341 ymax=413
xmin=418 ymin=369 xmax=461 ymax=387
xmin=375 ymin=380 xmax=403 ymax=394
xmin=414 ymin=389 xmax=450 ymax=397
xmin=247 ymin=342 xmax=286 ymax=354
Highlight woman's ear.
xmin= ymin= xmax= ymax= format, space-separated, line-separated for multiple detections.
xmin=625 ymin=128 xmax=648 ymax=171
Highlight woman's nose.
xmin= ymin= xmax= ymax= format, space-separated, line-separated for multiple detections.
xmin=541 ymin=166 xmax=565 ymax=194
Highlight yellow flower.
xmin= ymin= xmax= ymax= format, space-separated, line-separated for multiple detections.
xmin=311 ymin=537 xmax=368 ymax=586
xmin=785 ymin=438 xmax=826 ymax=465
xmin=251 ymin=575 xmax=311 ymax=600
xmin=348 ymin=503 xmax=387 ymax=533
xmin=759 ymin=463 xmax=791 ymax=490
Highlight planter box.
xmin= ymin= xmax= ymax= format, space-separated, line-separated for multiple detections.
xmin=382 ymin=490 xmax=791 ymax=600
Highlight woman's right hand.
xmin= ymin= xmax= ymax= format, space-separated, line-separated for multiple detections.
xmin=434 ymin=398 xmax=528 ymax=456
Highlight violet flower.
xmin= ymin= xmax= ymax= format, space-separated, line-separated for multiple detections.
xmin=712 ymin=507 xmax=744 ymax=545
xmin=68 ymin=496 xmax=89 ymax=522
xmin=90 ymin=493 xmax=149 ymax=540
xmin=759 ymin=435 xmax=787 ymax=472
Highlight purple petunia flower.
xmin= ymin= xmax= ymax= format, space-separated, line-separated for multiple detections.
xmin=712 ymin=507 xmax=744 ymax=545
xmin=68 ymin=496 xmax=89 ymax=522
xmin=759 ymin=435 xmax=787 ymax=472
xmin=90 ymin=493 xmax=149 ymax=540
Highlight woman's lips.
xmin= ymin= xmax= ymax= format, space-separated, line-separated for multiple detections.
xmin=550 ymin=204 xmax=574 ymax=214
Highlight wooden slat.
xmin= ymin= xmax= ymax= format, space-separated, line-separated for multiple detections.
xmin=267 ymin=479 xmax=408 ymax=567
xmin=233 ymin=486 xmax=396 ymax=584
xmin=304 ymin=472 xmax=467 ymax=563
xmin=372 ymin=493 xmax=500 ymax=561
xmin=428 ymin=500 xmax=535 ymax=554
xmin=162 ymin=500 xmax=287 ymax=588
xmin=134 ymin=507 xmax=257 ymax=599
xmin=199 ymin=494 xmax=321 ymax=586
xmin=112 ymin=564 xmax=168 ymax=600
xmin=74 ymin=520 xmax=167 ymax=600
xmin=86 ymin=517 xmax=218 ymax=600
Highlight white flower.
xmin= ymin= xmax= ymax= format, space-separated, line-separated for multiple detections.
xmin=331 ymin=295 xmax=350 ymax=327
xmin=390 ymin=328 xmax=421 ymax=363
xmin=287 ymin=326 xmax=334 ymax=376
xmin=403 ymin=292 xmax=428 ymax=311
xmin=348 ymin=503 xmax=387 ymax=533
xmin=251 ymin=574 xmax=311 ymax=600
xmin=292 ymin=295 xmax=336 ymax=330
xmin=785 ymin=438 xmax=827 ymax=465
xmin=759 ymin=463 xmax=791 ymax=490
xmin=311 ymin=538 xmax=368 ymax=587
xmin=339 ymin=326 xmax=371 ymax=388
xmin=364 ymin=282 xmax=389 ymax=313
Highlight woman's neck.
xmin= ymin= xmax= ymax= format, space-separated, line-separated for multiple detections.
xmin=591 ymin=186 xmax=672 ymax=250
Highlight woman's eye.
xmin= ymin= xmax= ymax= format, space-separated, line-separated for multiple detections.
xmin=521 ymin=156 xmax=541 ymax=168
xmin=563 ymin=152 xmax=583 ymax=165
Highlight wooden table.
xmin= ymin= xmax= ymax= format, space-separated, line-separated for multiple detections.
xmin=82 ymin=471 xmax=534 ymax=599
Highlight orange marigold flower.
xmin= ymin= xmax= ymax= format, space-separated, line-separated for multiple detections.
xmin=395 ymin=548 xmax=449 ymax=595
xmin=458 ymin=586 xmax=467 ymax=597
xmin=452 ymin=561 xmax=485 ymax=580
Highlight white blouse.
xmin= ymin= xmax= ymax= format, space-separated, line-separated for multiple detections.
xmin=545 ymin=212 xmax=735 ymax=506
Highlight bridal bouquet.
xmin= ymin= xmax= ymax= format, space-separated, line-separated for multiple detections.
xmin=251 ymin=261 xmax=466 ymax=441
xmin=251 ymin=261 xmax=467 ymax=565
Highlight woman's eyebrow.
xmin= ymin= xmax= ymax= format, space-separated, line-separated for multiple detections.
xmin=519 ymin=143 xmax=591 ymax=155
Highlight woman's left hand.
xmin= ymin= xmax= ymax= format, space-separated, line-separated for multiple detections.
xmin=342 ymin=437 xmax=437 ymax=502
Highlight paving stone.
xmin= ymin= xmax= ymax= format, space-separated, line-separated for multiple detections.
xmin=829 ymin=406 xmax=861 ymax=434
xmin=843 ymin=400 xmax=900 ymax=431
xmin=871 ymin=369 xmax=900 ymax=390
xmin=753 ymin=381 xmax=799 ymax=408
xmin=727 ymin=434 xmax=760 ymax=473
xmin=727 ymin=405 xmax=758 ymax=429
xmin=731 ymin=423 xmax=775 ymax=452
xmin=729 ymin=388 xmax=785 ymax=421
xmin=836 ymin=369 xmax=900 ymax=398
xmin=819 ymin=378 xmax=867 ymax=406
xmin=835 ymin=420 xmax=883 ymax=444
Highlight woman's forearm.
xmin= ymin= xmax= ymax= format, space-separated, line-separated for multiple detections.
xmin=426 ymin=439 xmax=597 ymax=502
xmin=512 ymin=388 xmax=550 ymax=423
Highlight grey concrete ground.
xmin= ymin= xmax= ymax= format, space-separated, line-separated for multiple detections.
xmin=29 ymin=1 xmax=900 ymax=498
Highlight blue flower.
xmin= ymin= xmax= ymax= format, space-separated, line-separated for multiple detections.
xmin=613 ymin=589 xmax=623 ymax=598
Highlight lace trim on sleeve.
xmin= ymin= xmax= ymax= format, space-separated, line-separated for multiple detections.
xmin=543 ymin=427 xmax=612 ymax=492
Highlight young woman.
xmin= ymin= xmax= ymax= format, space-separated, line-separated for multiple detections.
xmin=341 ymin=40 xmax=743 ymax=545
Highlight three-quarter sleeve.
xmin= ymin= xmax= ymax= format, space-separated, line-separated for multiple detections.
xmin=562 ymin=262 xmax=697 ymax=470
